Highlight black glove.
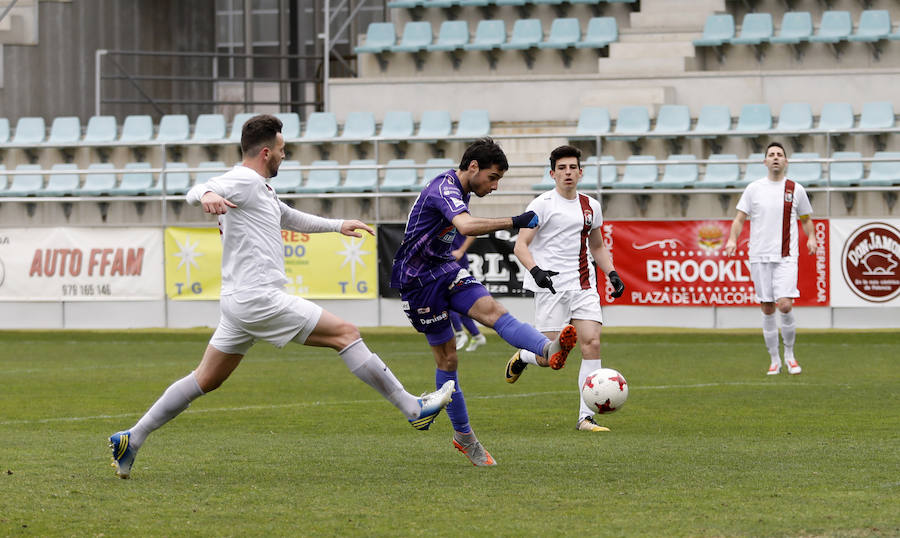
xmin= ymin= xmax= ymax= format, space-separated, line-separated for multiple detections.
xmin=511 ymin=211 xmax=538 ymax=229
xmin=530 ymin=266 xmax=559 ymax=294
xmin=608 ymin=270 xmax=625 ymax=298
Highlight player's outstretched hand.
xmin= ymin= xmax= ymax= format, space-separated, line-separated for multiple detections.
xmin=530 ymin=266 xmax=559 ymax=294
xmin=200 ymin=191 xmax=237 ymax=215
xmin=511 ymin=211 xmax=539 ymax=229
xmin=341 ymin=219 xmax=375 ymax=238
xmin=608 ymin=270 xmax=625 ymax=298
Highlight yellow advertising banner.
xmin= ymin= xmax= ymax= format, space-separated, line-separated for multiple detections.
xmin=165 ymin=227 xmax=377 ymax=300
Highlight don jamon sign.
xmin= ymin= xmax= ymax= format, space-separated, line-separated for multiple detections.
xmin=607 ymin=220 xmax=829 ymax=307
xmin=0 ymin=228 xmax=164 ymax=301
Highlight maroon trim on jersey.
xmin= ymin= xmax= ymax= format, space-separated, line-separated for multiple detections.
xmin=578 ymin=194 xmax=593 ymax=290
xmin=782 ymin=179 xmax=795 ymax=257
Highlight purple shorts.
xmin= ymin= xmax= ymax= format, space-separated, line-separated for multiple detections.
xmin=400 ymin=268 xmax=490 ymax=346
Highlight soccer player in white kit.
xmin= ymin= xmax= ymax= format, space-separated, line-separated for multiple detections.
xmin=108 ymin=114 xmax=454 ymax=478
xmin=725 ymin=141 xmax=817 ymax=375
xmin=504 ymin=145 xmax=625 ymax=432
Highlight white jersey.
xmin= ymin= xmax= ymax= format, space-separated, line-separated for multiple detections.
xmin=186 ymin=165 xmax=342 ymax=295
xmin=522 ymin=189 xmax=603 ymax=292
xmin=735 ymin=177 xmax=813 ymax=262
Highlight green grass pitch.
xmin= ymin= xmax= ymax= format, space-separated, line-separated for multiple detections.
xmin=1 ymin=328 xmax=897 ymax=536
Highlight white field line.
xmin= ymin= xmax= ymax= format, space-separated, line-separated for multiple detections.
xmin=0 ymin=381 xmax=819 ymax=426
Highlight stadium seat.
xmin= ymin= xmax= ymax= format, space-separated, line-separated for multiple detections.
xmin=864 ymin=152 xmax=900 ymax=186
xmin=0 ymin=118 xmax=9 ymax=143
xmin=735 ymin=103 xmax=772 ymax=135
xmin=156 ymin=114 xmax=190 ymax=142
xmin=387 ymin=0 xmax=422 ymax=8
xmin=693 ymin=13 xmax=735 ymax=48
xmin=653 ymin=105 xmax=691 ymax=135
xmin=119 ymin=115 xmax=153 ymax=143
xmin=336 ymin=159 xmax=378 ymax=192
xmin=380 ymin=159 xmax=419 ymax=191
xmin=11 ymin=117 xmax=46 ymax=145
xmin=379 ymin=110 xmax=415 ymax=140
xmin=195 ymin=161 xmax=227 ymax=185
xmin=828 ymin=151 xmax=864 ymax=187
xmin=775 ymin=102 xmax=813 ymax=132
xmin=740 ymin=153 xmax=767 ymax=188
xmin=270 ymin=160 xmax=303 ymax=193
xmin=818 ymin=102 xmax=855 ymax=131
xmin=5 ymin=164 xmax=44 ymax=196
xmin=39 ymin=163 xmax=80 ymax=196
xmin=46 ymin=117 xmax=82 ymax=145
xmin=770 ymin=11 xmax=813 ymax=45
xmin=532 ymin=166 xmax=555 ymax=190
xmin=573 ymin=107 xmax=611 ymax=139
xmin=275 ymin=112 xmax=301 ymax=139
xmin=575 ymin=17 xmax=618 ymax=50
xmin=230 ymin=112 xmax=257 ymax=141
xmin=697 ymin=154 xmax=741 ymax=188
xmin=787 ymin=152 xmax=822 ymax=187
xmin=82 ymin=116 xmax=118 ymax=144
xmin=848 ymin=10 xmax=890 ymax=44
xmin=114 ymin=162 xmax=156 ymax=195
xmin=421 ymin=157 xmax=455 ymax=187
xmin=339 ymin=111 xmax=377 ymax=140
xmin=392 ymin=21 xmax=432 ymax=53
xmin=152 ymin=162 xmax=191 ymax=195
xmin=298 ymin=160 xmax=340 ymax=193
xmin=610 ymin=106 xmax=650 ymax=141
xmin=809 ymin=11 xmax=852 ymax=45
xmin=192 ymin=114 xmax=227 ymax=141
xmin=78 ymin=163 xmax=117 ymax=196
xmin=417 ymin=110 xmax=452 ymax=140
xmin=859 ymin=101 xmax=895 ymax=130
xmin=539 ymin=18 xmax=580 ymax=50
xmin=691 ymin=105 xmax=732 ymax=137
xmin=500 ymin=19 xmax=542 ymax=52
xmin=730 ymin=13 xmax=773 ymax=45
xmin=463 ymin=20 xmax=506 ymax=68
xmin=354 ymin=22 xmax=396 ymax=54
xmin=427 ymin=20 xmax=469 ymax=67
xmin=653 ymin=155 xmax=699 ymax=189
xmin=579 ymin=155 xmax=616 ymax=189
xmin=614 ymin=155 xmax=658 ymax=188
xmin=302 ymin=112 xmax=338 ymax=140
xmin=455 ymin=109 xmax=490 ymax=138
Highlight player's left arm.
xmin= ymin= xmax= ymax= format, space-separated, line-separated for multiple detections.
xmin=451 ymin=211 xmax=537 ymax=236
xmin=799 ymin=215 xmax=817 ymax=255
xmin=278 ymin=200 xmax=346 ymax=234
xmin=589 ymin=227 xmax=624 ymax=297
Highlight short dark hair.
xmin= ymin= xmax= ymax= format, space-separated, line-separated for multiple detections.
xmin=765 ymin=141 xmax=787 ymax=157
xmin=549 ymin=145 xmax=582 ymax=170
xmin=459 ymin=137 xmax=509 ymax=172
xmin=241 ymin=114 xmax=283 ymax=157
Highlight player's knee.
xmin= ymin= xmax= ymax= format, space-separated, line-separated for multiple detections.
xmin=333 ymin=320 xmax=362 ymax=349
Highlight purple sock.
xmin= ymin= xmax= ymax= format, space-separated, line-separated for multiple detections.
xmin=449 ymin=311 xmax=463 ymax=332
xmin=461 ymin=315 xmax=480 ymax=336
xmin=436 ymin=369 xmax=470 ymax=434
xmin=493 ymin=313 xmax=548 ymax=357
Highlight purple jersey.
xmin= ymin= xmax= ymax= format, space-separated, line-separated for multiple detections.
xmin=391 ymin=169 xmax=470 ymax=289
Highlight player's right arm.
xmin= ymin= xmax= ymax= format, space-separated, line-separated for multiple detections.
xmin=724 ymin=210 xmax=748 ymax=256
xmin=186 ymin=176 xmax=240 ymax=214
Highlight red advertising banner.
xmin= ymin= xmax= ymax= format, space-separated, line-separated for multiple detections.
xmin=605 ymin=220 xmax=829 ymax=307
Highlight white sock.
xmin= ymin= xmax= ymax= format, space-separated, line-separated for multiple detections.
xmin=779 ymin=310 xmax=796 ymax=358
xmin=762 ymin=313 xmax=780 ymax=364
xmin=339 ymin=339 xmax=419 ymax=419
xmin=578 ymin=359 xmax=603 ymax=420
xmin=519 ymin=349 xmax=539 ymax=366
xmin=130 ymin=372 xmax=204 ymax=449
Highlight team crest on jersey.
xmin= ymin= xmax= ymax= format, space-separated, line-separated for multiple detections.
xmin=784 ymin=192 xmax=793 ymax=203
xmin=583 ymin=210 xmax=593 ymax=226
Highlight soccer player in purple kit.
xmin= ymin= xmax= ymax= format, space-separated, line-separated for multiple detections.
xmin=391 ymin=137 xmax=578 ymax=466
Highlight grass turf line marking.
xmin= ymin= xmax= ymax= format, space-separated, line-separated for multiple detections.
xmin=0 ymin=381 xmax=816 ymax=426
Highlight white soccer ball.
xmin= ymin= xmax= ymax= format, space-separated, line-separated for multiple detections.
xmin=581 ymin=368 xmax=628 ymax=414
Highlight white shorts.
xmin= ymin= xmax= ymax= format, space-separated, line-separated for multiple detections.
xmin=209 ymin=287 xmax=323 ymax=355
xmin=750 ymin=260 xmax=799 ymax=303
xmin=533 ymin=288 xmax=603 ymax=332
